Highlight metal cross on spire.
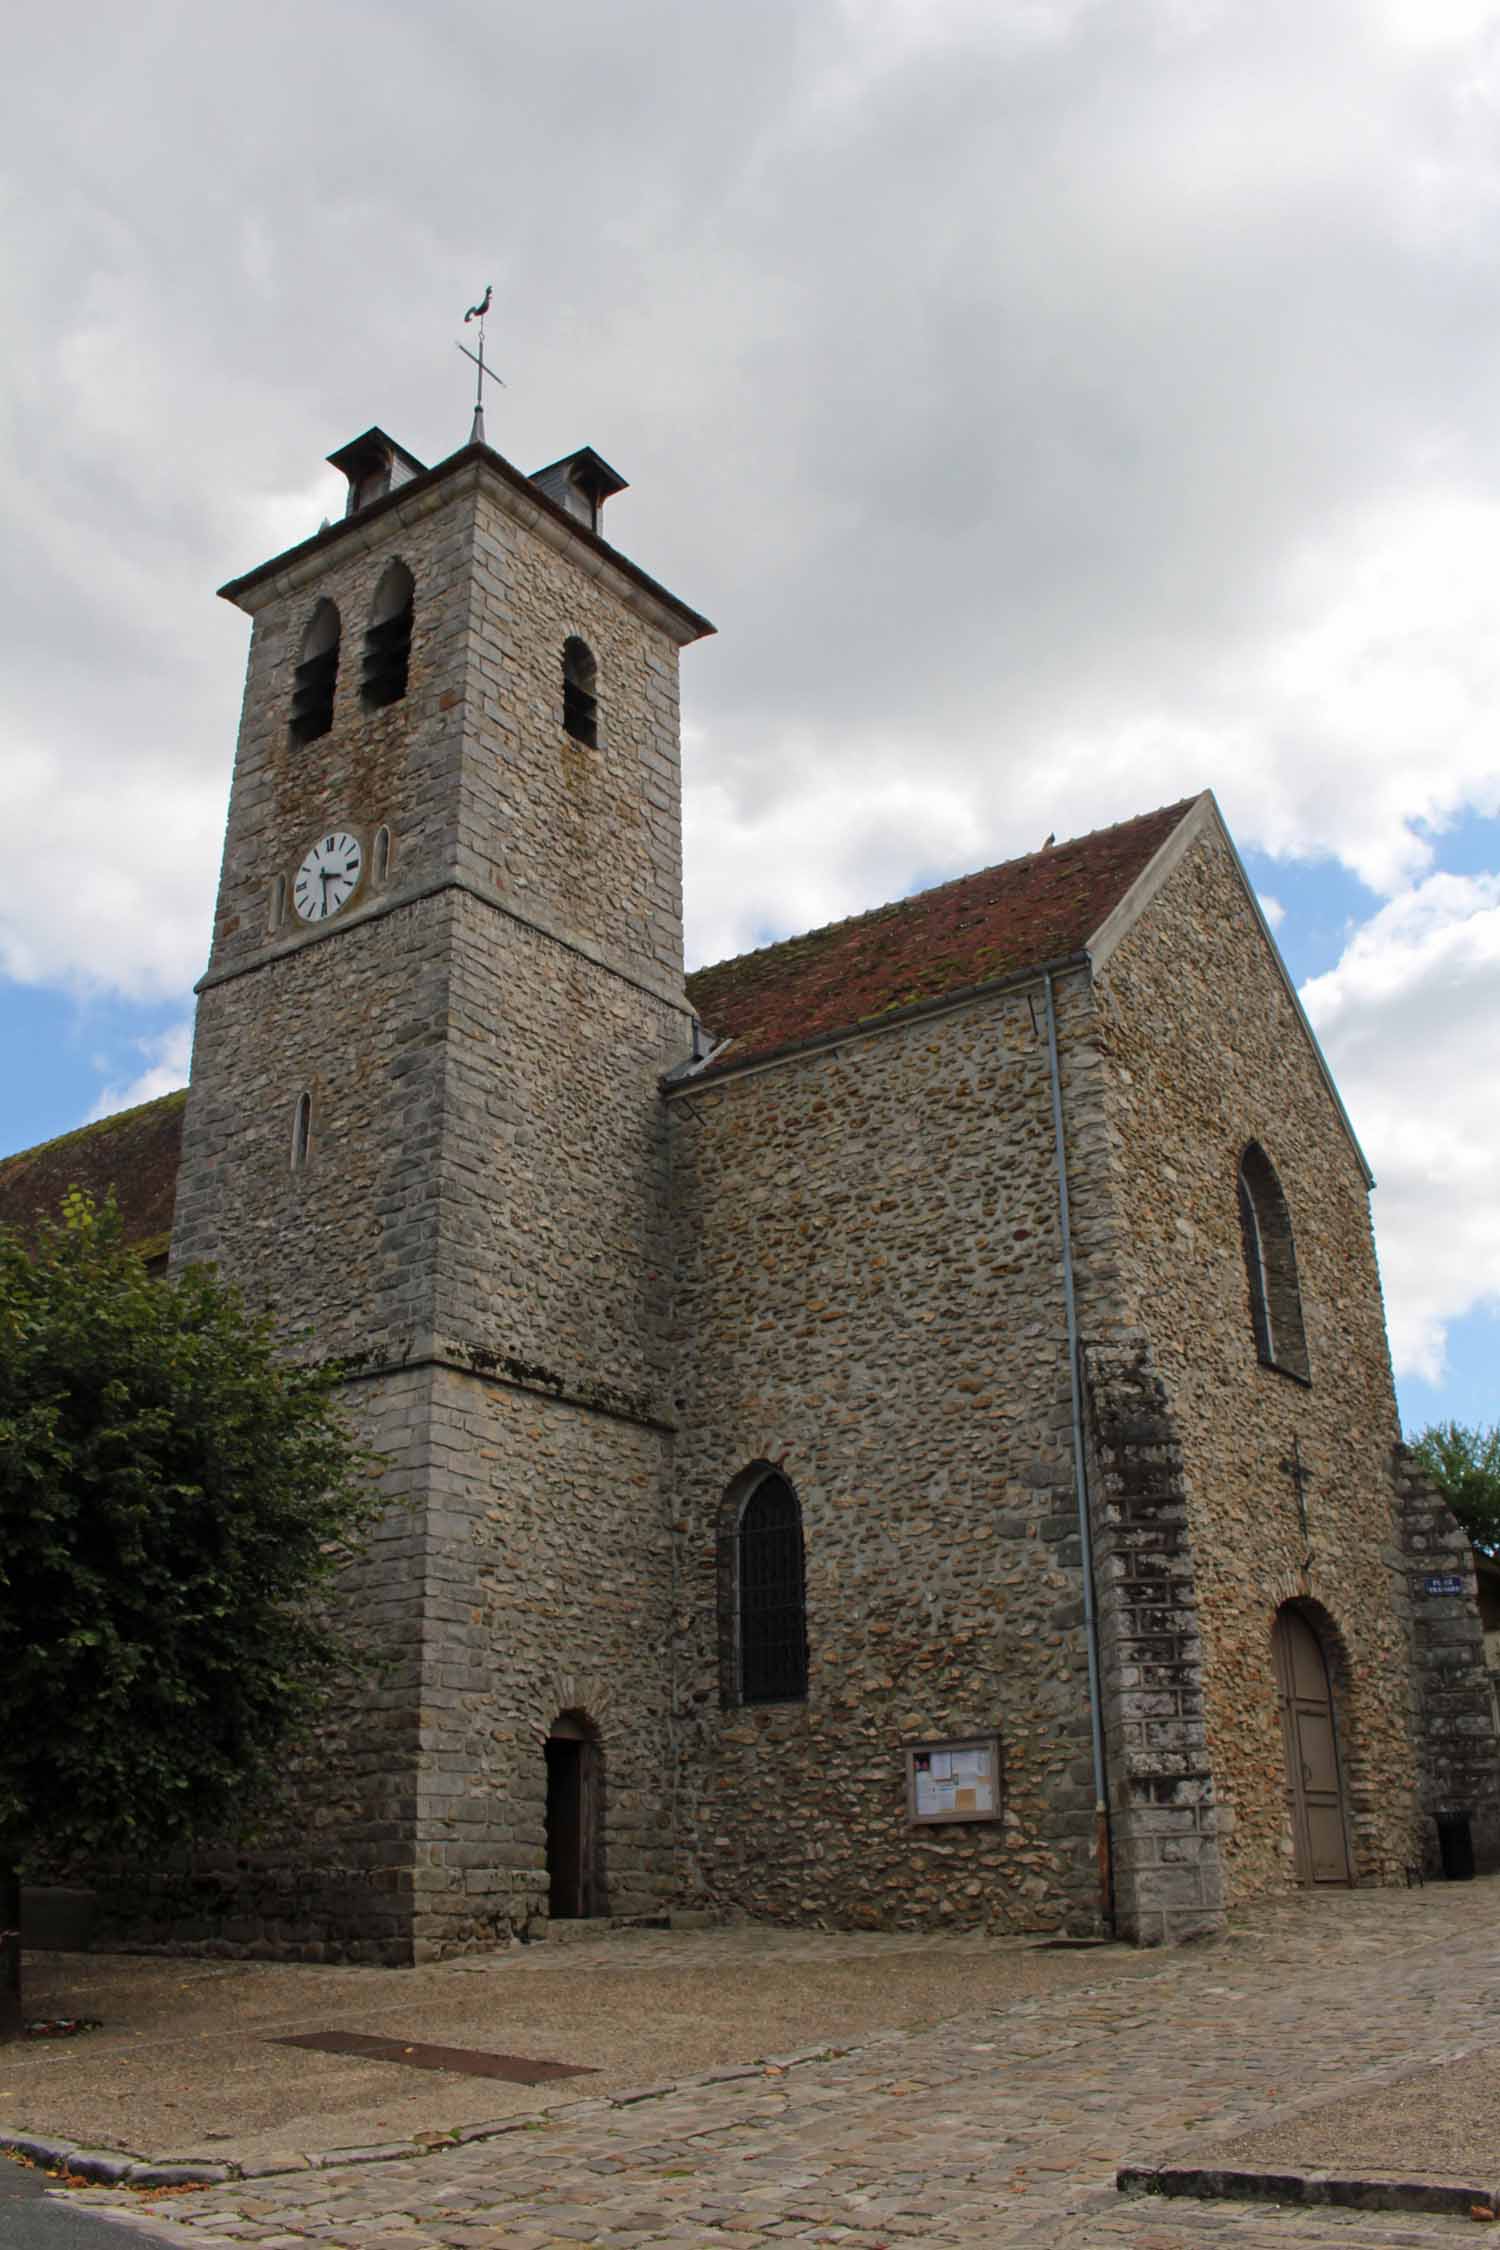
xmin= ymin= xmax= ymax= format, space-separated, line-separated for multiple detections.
xmin=458 ymin=285 xmax=505 ymax=445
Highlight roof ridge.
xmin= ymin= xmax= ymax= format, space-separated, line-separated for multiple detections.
xmin=0 ymin=1085 xmax=188 ymax=1173
xmin=686 ymin=796 xmax=1200 ymax=987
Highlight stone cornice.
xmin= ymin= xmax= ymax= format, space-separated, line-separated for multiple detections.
xmin=219 ymin=446 xmax=714 ymax=649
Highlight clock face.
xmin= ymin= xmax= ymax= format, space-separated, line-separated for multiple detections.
xmin=293 ymin=831 xmax=363 ymax=923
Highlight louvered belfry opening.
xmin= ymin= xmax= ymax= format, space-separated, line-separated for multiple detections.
xmin=739 ymin=1473 xmax=808 ymax=1703
xmin=362 ymin=559 xmax=415 ymax=711
xmin=289 ymin=599 xmax=340 ymax=744
xmin=563 ymin=636 xmax=598 ymax=746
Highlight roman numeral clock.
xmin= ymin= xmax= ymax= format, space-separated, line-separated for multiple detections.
xmin=294 ymin=830 xmax=363 ymax=922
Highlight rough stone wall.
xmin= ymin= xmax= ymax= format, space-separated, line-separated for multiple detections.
xmin=1082 ymin=1340 xmax=1223 ymax=1944
xmin=195 ymin=476 xmax=476 ymax=984
xmin=165 ymin=455 xmax=697 ymax=1958
xmin=172 ymin=895 xmax=451 ymax=1358
xmin=430 ymin=894 xmax=682 ymax=1410
xmin=409 ymin=1367 xmax=677 ymax=1955
xmin=669 ymin=976 xmax=1112 ymax=1935
xmin=460 ymin=484 xmax=686 ymax=991
xmin=1396 ymin=1448 xmax=1500 ymax=1874
xmin=1092 ymin=817 xmax=1424 ymax=1899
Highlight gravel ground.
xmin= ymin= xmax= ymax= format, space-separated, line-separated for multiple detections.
xmin=2 ymin=1926 xmax=1164 ymax=2169
xmin=1204 ymin=2041 xmax=1500 ymax=2182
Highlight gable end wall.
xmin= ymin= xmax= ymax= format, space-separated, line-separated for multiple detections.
xmin=1092 ymin=823 xmax=1423 ymax=1896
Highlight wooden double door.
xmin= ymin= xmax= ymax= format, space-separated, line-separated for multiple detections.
xmin=1273 ymin=1607 xmax=1352 ymax=1886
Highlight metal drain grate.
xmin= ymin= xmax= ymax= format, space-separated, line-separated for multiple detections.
xmin=273 ymin=2030 xmax=597 ymax=2083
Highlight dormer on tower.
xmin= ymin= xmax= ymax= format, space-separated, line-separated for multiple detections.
xmin=327 ymin=427 xmax=428 ymax=517
xmin=529 ymin=446 xmax=628 ymax=535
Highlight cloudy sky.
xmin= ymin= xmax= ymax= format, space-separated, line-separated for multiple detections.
xmin=3 ymin=0 xmax=1498 ymax=1431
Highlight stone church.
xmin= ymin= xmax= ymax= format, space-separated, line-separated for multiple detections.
xmin=4 ymin=417 xmax=1496 ymax=1957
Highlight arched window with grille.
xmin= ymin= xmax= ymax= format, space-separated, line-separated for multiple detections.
xmin=1238 ymin=1141 xmax=1310 ymax=1381
xmin=362 ymin=559 xmax=415 ymax=710
xmin=289 ymin=599 xmax=340 ymax=744
xmin=736 ymin=1471 xmax=808 ymax=1704
xmin=563 ymin=636 xmax=598 ymax=746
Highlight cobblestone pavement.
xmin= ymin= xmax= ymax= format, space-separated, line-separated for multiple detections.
xmin=83 ymin=1883 xmax=1500 ymax=2247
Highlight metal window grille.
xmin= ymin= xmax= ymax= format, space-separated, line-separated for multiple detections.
xmin=739 ymin=1477 xmax=807 ymax=1703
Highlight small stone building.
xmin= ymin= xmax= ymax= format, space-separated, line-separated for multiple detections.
xmin=3 ymin=415 xmax=1495 ymax=1955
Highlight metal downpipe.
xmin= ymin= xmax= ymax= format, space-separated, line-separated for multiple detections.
xmin=1042 ymin=968 xmax=1113 ymax=1928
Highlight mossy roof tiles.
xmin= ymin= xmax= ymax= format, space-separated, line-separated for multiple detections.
xmin=0 ymin=1088 xmax=186 ymax=1258
xmin=684 ymin=798 xmax=1197 ymax=1074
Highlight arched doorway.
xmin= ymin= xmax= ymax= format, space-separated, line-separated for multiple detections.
xmin=1272 ymin=1606 xmax=1352 ymax=1886
xmin=545 ymin=1713 xmax=602 ymax=1920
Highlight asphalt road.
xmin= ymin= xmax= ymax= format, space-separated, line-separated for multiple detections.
xmin=0 ymin=2156 xmax=168 ymax=2246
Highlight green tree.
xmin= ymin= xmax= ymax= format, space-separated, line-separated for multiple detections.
xmin=1409 ymin=1420 xmax=1500 ymax=1554
xmin=0 ymin=1193 xmax=378 ymax=2037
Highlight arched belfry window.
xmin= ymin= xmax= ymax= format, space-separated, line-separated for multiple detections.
xmin=737 ymin=1471 xmax=808 ymax=1704
xmin=563 ymin=636 xmax=598 ymax=747
xmin=362 ymin=559 xmax=414 ymax=710
xmin=1238 ymin=1142 xmax=1310 ymax=1381
xmin=289 ymin=599 xmax=340 ymax=745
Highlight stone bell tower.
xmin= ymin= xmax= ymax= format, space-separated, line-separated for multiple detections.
xmin=170 ymin=420 xmax=713 ymax=1960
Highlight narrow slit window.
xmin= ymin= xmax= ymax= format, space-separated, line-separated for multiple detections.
xmin=1238 ymin=1142 xmax=1310 ymax=1381
xmin=563 ymin=636 xmax=598 ymax=747
xmin=268 ymin=874 xmax=287 ymax=932
xmin=289 ymin=599 xmax=340 ymax=744
xmin=291 ymin=1090 xmax=312 ymax=1171
xmin=738 ymin=1472 xmax=808 ymax=1704
xmin=372 ymin=825 xmax=391 ymax=886
xmin=362 ymin=560 xmax=414 ymax=711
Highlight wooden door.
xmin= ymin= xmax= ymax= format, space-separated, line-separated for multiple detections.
xmin=545 ymin=1725 xmax=601 ymax=1919
xmin=1273 ymin=1608 xmax=1352 ymax=1886
xmin=545 ymin=1738 xmax=582 ymax=1918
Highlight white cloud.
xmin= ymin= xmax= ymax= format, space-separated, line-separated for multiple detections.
xmin=1303 ymin=872 xmax=1500 ymax=1382
xmin=2 ymin=0 xmax=1500 ymax=1427
xmin=86 ymin=1021 xmax=194 ymax=1125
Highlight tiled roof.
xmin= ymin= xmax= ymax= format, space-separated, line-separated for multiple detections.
xmin=0 ymin=1088 xmax=186 ymax=1263
xmin=684 ymin=798 xmax=1199 ymax=1075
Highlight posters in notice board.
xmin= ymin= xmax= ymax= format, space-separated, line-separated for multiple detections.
xmin=907 ymin=1735 xmax=1002 ymax=1823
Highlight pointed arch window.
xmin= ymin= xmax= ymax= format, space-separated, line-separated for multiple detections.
xmin=737 ymin=1471 xmax=808 ymax=1704
xmin=563 ymin=636 xmax=598 ymax=747
xmin=1238 ymin=1142 xmax=1310 ymax=1382
xmin=362 ymin=559 xmax=414 ymax=711
xmin=289 ymin=599 xmax=340 ymax=744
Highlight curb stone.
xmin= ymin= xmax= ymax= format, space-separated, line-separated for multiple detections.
xmin=0 ymin=2040 xmax=864 ymax=2192
xmin=1118 ymin=2159 xmax=1498 ymax=2218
